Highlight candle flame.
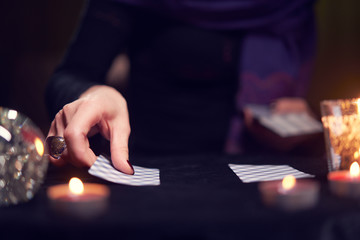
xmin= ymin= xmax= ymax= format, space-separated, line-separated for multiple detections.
xmin=34 ymin=137 xmax=44 ymax=156
xmin=350 ymin=162 xmax=360 ymax=177
xmin=69 ymin=177 xmax=84 ymax=195
xmin=282 ymin=175 xmax=296 ymax=190
xmin=357 ymin=98 xmax=360 ymax=114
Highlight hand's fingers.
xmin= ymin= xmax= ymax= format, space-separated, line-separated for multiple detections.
xmin=47 ymin=101 xmax=80 ymax=136
xmin=48 ymin=86 xmax=131 ymax=169
xmin=47 ymin=120 xmax=57 ymax=138
xmin=109 ymin=118 xmax=133 ymax=175
xmin=64 ymin=101 xmax=103 ymax=167
xmin=80 ymin=87 xmax=132 ymax=174
xmin=50 ymin=152 xmax=67 ymax=166
xmin=61 ymin=103 xmax=79 ymax=129
xmin=272 ymin=98 xmax=308 ymax=113
xmin=46 ymin=103 xmax=79 ymax=165
xmin=55 ymin=110 xmax=66 ymax=135
xmin=46 ymin=113 xmax=67 ymax=165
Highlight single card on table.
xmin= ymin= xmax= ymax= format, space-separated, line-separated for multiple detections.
xmin=88 ymin=155 xmax=160 ymax=186
xmin=245 ymin=104 xmax=323 ymax=137
xmin=228 ymin=164 xmax=314 ymax=183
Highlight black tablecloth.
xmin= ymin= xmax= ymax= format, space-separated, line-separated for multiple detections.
xmin=2 ymin=153 xmax=360 ymax=240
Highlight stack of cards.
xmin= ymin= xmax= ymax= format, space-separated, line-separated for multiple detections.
xmin=228 ymin=164 xmax=314 ymax=183
xmin=246 ymin=104 xmax=323 ymax=137
xmin=88 ymin=155 xmax=160 ymax=186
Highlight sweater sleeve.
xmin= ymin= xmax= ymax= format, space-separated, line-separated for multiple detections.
xmin=45 ymin=0 xmax=132 ymax=119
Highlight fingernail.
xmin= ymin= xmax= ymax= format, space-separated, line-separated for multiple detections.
xmin=127 ymin=160 xmax=135 ymax=175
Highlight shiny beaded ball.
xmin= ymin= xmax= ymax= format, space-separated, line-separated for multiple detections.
xmin=0 ymin=107 xmax=48 ymax=206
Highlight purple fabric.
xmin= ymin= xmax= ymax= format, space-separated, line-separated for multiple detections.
xmin=113 ymin=0 xmax=314 ymax=31
xmin=112 ymin=0 xmax=317 ymax=153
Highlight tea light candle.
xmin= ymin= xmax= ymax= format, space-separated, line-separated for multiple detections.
xmin=259 ymin=175 xmax=319 ymax=211
xmin=47 ymin=177 xmax=110 ymax=218
xmin=328 ymin=161 xmax=360 ymax=198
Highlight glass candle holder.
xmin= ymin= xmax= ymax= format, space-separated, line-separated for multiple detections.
xmin=0 ymin=107 xmax=48 ymax=206
xmin=321 ymin=98 xmax=360 ymax=171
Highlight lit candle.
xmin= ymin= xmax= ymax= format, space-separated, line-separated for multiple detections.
xmin=321 ymin=98 xmax=360 ymax=171
xmin=47 ymin=177 xmax=110 ymax=218
xmin=328 ymin=161 xmax=360 ymax=198
xmin=258 ymin=175 xmax=319 ymax=211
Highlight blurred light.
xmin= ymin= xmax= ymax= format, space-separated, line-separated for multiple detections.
xmin=0 ymin=126 xmax=11 ymax=141
xmin=350 ymin=162 xmax=360 ymax=177
xmin=34 ymin=137 xmax=44 ymax=156
xmin=282 ymin=175 xmax=296 ymax=191
xmin=69 ymin=177 xmax=84 ymax=195
xmin=8 ymin=110 xmax=17 ymax=120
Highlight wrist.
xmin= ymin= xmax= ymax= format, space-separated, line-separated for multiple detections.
xmin=80 ymin=85 xmax=117 ymax=99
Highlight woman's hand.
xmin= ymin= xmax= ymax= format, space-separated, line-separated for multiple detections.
xmin=47 ymin=85 xmax=134 ymax=175
xmin=270 ymin=97 xmax=314 ymax=116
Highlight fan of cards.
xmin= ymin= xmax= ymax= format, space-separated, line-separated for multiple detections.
xmin=88 ymin=155 xmax=160 ymax=186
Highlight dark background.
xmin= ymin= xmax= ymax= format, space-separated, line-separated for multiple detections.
xmin=0 ymin=0 xmax=359 ymax=135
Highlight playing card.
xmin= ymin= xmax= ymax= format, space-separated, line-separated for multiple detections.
xmin=228 ymin=164 xmax=314 ymax=183
xmin=245 ymin=104 xmax=323 ymax=137
xmin=88 ymin=155 xmax=160 ymax=186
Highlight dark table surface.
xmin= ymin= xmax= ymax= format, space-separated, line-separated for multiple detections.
xmin=2 ymin=153 xmax=360 ymax=240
